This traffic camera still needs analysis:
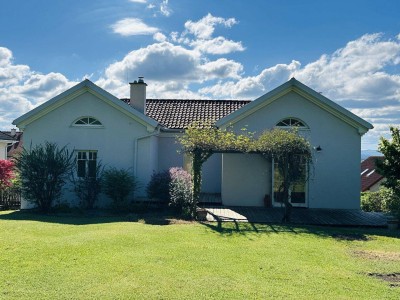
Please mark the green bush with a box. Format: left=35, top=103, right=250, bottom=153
left=169, top=167, right=193, bottom=218
left=146, top=170, right=171, bottom=202
left=361, top=188, right=400, bottom=218
left=103, top=168, right=138, bottom=208
left=14, top=142, right=74, bottom=212
left=71, top=162, right=103, bottom=209
left=361, top=191, right=384, bottom=212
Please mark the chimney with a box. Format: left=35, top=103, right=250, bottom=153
left=10, top=128, right=16, bottom=136
left=129, top=76, right=147, bottom=114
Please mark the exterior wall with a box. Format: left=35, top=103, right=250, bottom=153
left=20, top=91, right=155, bottom=206
left=0, top=142, right=8, bottom=160
left=156, top=134, right=222, bottom=194
left=202, top=153, right=222, bottom=193
left=227, top=91, right=362, bottom=209
left=222, top=153, right=271, bottom=206
left=368, top=179, right=385, bottom=192
left=157, top=135, right=183, bottom=171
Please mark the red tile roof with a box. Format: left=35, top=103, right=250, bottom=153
left=122, top=98, right=251, bottom=129
left=361, top=156, right=384, bottom=191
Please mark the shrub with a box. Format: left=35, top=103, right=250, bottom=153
left=361, top=188, right=400, bottom=218
left=103, top=168, right=138, bottom=208
left=146, top=170, right=171, bottom=202
left=383, top=189, right=400, bottom=219
left=71, top=162, right=103, bottom=209
left=361, top=191, right=384, bottom=212
left=169, top=167, right=193, bottom=218
left=14, top=142, right=74, bottom=212
left=0, top=160, right=15, bottom=190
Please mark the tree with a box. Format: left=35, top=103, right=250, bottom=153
left=14, top=142, right=74, bottom=212
left=255, top=129, right=312, bottom=222
left=376, top=126, right=400, bottom=218
left=376, top=126, right=400, bottom=196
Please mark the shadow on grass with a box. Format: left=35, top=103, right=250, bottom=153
left=0, top=209, right=182, bottom=226
left=200, top=220, right=400, bottom=240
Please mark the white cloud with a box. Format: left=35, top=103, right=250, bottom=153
left=153, top=32, right=167, bottom=42
left=129, top=0, right=147, bottom=3
left=184, top=13, right=238, bottom=39
left=111, top=18, right=158, bottom=36
left=190, top=36, right=245, bottom=54
left=160, top=0, right=172, bottom=17
left=0, top=47, right=76, bottom=129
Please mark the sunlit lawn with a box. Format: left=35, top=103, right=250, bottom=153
left=0, top=210, right=399, bottom=299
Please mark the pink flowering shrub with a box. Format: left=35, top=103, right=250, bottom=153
left=0, top=160, right=15, bottom=190
left=169, top=167, right=193, bottom=218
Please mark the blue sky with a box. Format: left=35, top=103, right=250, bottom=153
left=0, top=0, right=399, bottom=150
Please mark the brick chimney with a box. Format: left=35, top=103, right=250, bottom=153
left=129, top=77, right=147, bottom=114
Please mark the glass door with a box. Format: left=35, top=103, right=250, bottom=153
left=272, top=158, right=307, bottom=207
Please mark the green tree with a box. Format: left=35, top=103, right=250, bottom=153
left=376, top=126, right=400, bottom=217
left=14, top=142, right=74, bottom=212
left=255, top=129, right=312, bottom=222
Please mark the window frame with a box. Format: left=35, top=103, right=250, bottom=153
left=76, top=150, right=98, bottom=178
left=275, top=117, right=309, bottom=130
left=72, top=116, right=103, bottom=128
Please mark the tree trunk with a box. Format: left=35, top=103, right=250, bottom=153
left=192, top=151, right=202, bottom=219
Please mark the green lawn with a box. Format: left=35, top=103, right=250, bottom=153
left=0, top=210, right=399, bottom=299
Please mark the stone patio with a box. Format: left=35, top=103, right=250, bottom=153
left=203, top=206, right=388, bottom=227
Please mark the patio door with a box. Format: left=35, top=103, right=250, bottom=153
left=272, top=158, right=308, bottom=207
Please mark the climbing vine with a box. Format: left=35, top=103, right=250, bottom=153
left=178, top=121, right=312, bottom=221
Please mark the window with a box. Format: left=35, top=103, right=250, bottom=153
left=73, top=117, right=102, bottom=126
left=77, top=151, right=97, bottom=177
left=276, top=118, right=308, bottom=128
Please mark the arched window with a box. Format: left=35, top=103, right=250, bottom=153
left=276, top=118, right=308, bottom=129
left=73, top=117, right=102, bottom=126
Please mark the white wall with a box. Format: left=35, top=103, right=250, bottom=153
left=227, top=91, right=362, bottom=209
left=0, top=142, right=8, bottom=160
left=21, top=91, right=155, bottom=206
left=222, top=153, right=270, bottom=206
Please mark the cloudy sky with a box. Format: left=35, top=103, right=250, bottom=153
left=1, top=0, right=399, bottom=150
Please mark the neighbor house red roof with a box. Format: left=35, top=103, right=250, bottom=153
left=361, top=156, right=384, bottom=192
left=122, top=98, right=251, bottom=129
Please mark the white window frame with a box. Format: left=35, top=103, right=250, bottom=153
left=76, top=150, right=98, bottom=178
left=72, top=116, right=103, bottom=128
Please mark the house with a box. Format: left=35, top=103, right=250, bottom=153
left=13, top=77, right=373, bottom=209
left=361, top=156, right=385, bottom=192
left=0, top=130, right=17, bottom=160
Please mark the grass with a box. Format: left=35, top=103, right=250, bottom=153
left=0, top=210, right=399, bottom=299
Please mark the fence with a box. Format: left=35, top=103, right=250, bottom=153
left=0, top=188, right=21, bottom=209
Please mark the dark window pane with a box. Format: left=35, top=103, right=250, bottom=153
left=88, top=160, right=96, bottom=177
left=77, top=160, right=86, bottom=178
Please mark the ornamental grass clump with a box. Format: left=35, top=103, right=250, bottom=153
left=169, top=167, right=193, bottom=218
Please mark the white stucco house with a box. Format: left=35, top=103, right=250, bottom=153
left=0, top=131, right=17, bottom=160
left=13, top=77, right=373, bottom=209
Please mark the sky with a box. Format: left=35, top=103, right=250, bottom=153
left=0, top=0, right=399, bottom=150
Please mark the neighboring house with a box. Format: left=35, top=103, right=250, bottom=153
left=361, top=156, right=385, bottom=192
left=13, top=77, right=373, bottom=209
left=0, top=131, right=17, bottom=160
